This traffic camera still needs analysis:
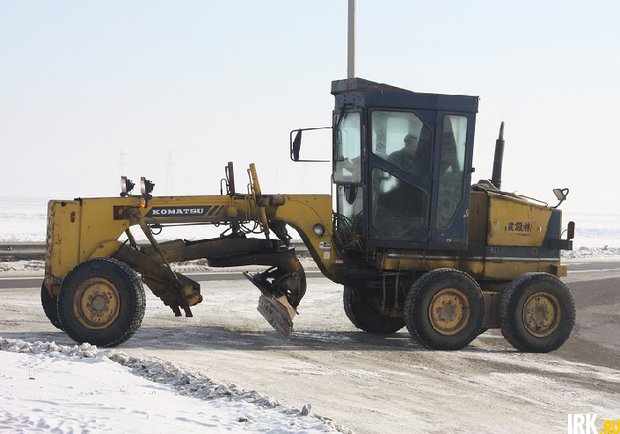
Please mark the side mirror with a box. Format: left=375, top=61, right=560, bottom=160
left=288, top=127, right=331, bottom=162
left=290, top=130, right=302, bottom=161
left=552, top=187, right=569, bottom=208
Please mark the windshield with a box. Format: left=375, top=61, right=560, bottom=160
left=333, top=111, right=361, bottom=183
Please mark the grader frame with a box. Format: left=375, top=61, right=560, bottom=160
left=42, top=78, right=576, bottom=352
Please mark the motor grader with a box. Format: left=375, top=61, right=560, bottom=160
left=42, top=77, right=576, bottom=352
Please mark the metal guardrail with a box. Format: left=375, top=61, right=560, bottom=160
left=0, top=243, right=46, bottom=259
left=0, top=240, right=309, bottom=260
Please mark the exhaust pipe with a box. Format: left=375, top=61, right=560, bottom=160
left=491, top=122, right=505, bottom=190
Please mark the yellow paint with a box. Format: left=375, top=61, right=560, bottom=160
left=45, top=190, right=338, bottom=283
left=78, top=198, right=132, bottom=262
left=378, top=255, right=485, bottom=278
left=271, top=194, right=341, bottom=279
left=91, top=240, right=125, bottom=259
left=45, top=200, right=82, bottom=291
left=73, top=277, right=121, bottom=330
left=428, top=287, right=470, bottom=335
left=487, top=193, right=551, bottom=246
left=44, top=168, right=565, bottom=291
left=522, top=291, right=560, bottom=337
left=483, top=260, right=560, bottom=280
left=550, top=264, right=567, bottom=277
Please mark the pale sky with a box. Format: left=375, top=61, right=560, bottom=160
left=1, top=0, right=618, bottom=218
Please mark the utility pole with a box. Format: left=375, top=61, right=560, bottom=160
left=347, top=0, right=355, bottom=78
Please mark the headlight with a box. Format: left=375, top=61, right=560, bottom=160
left=120, top=176, right=135, bottom=197
left=140, top=177, right=155, bottom=196
left=313, top=223, right=325, bottom=236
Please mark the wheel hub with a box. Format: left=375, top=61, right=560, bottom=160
left=428, top=287, right=470, bottom=336
left=522, top=291, right=560, bottom=338
left=72, top=277, right=120, bottom=330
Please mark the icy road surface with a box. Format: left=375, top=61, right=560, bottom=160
left=1, top=268, right=619, bottom=433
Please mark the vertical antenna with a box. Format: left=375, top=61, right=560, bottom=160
left=347, top=0, right=355, bottom=78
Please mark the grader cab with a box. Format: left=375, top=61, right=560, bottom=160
left=42, top=77, right=576, bottom=352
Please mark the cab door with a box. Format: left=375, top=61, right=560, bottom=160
left=367, top=109, right=435, bottom=249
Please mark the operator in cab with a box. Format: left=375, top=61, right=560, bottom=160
left=388, top=127, right=432, bottom=180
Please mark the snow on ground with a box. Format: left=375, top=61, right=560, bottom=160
left=0, top=338, right=347, bottom=434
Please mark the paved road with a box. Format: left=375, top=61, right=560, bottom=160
left=1, top=261, right=618, bottom=371
left=1, top=261, right=618, bottom=433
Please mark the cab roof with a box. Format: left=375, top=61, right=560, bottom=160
left=331, top=77, right=479, bottom=113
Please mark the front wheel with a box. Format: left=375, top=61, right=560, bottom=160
left=57, top=258, right=146, bottom=347
left=343, top=286, right=405, bottom=334
left=404, top=268, right=485, bottom=350
left=499, top=273, right=575, bottom=352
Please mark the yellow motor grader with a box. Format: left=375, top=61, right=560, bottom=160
left=42, top=78, right=576, bottom=351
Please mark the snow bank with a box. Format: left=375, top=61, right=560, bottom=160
left=0, top=338, right=350, bottom=434
left=562, top=245, right=620, bottom=259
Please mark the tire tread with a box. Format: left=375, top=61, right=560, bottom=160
left=499, top=272, right=575, bottom=352
left=58, top=257, right=145, bottom=347
left=404, top=268, right=484, bottom=350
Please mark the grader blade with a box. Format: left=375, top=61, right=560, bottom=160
left=244, top=270, right=297, bottom=337
left=257, top=294, right=296, bottom=337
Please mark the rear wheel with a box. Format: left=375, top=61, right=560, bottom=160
left=41, top=283, right=63, bottom=330
left=499, top=273, right=575, bottom=352
left=343, top=285, right=405, bottom=334
left=404, top=268, right=485, bottom=350
left=57, top=258, right=146, bottom=347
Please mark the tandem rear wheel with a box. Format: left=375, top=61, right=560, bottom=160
left=57, top=257, right=146, bottom=347
left=404, top=269, right=485, bottom=350
left=499, top=272, right=575, bottom=353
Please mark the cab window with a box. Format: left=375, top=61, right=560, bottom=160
left=437, top=115, right=467, bottom=228
left=333, top=112, right=361, bottom=183
left=371, top=111, right=433, bottom=181
left=369, top=111, right=432, bottom=240
left=371, top=168, right=428, bottom=239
